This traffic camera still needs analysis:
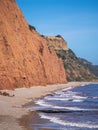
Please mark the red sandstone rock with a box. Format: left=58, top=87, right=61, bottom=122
left=0, top=0, right=67, bottom=89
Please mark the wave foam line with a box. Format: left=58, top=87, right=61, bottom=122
left=45, top=96, right=86, bottom=102
left=35, top=100, right=65, bottom=109
left=40, top=113, right=98, bottom=129
left=36, top=100, right=98, bottom=112
left=45, top=97, right=69, bottom=101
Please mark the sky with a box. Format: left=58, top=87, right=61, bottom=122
left=16, top=0, right=98, bottom=65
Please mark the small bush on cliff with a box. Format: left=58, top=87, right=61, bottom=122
left=75, top=76, right=82, bottom=81
left=55, top=35, right=62, bottom=38
left=29, top=25, right=36, bottom=31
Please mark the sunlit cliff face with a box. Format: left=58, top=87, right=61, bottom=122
left=0, top=0, right=67, bottom=89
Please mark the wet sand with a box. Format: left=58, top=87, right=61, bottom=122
left=0, top=82, right=95, bottom=130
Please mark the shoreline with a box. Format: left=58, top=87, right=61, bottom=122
left=0, top=82, right=97, bottom=130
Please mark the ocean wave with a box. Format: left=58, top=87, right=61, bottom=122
left=72, top=99, right=83, bottom=102
left=80, top=84, right=87, bottom=86
left=35, top=100, right=98, bottom=112
left=72, top=95, right=87, bottom=99
left=45, top=96, right=84, bottom=102
left=40, top=113, right=98, bottom=129
left=93, top=96, right=98, bottom=99
left=35, top=100, right=52, bottom=107
left=44, top=96, right=70, bottom=101
left=35, top=100, right=65, bottom=109
left=45, top=90, right=87, bottom=103
left=64, top=106, right=98, bottom=112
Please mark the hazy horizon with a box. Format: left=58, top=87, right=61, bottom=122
left=16, top=0, right=98, bottom=65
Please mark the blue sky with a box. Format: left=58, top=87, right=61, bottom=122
left=16, top=0, right=98, bottom=65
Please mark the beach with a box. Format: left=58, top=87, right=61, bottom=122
left=0, top=82, right=96, bottom=130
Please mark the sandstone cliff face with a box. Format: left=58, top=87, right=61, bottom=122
left=0, top=0, right=67, bottom=89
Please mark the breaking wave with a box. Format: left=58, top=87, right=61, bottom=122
left=40, top=113, right=98, bottom=129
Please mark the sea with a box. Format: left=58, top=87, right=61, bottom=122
left=26, top=83, right=98, bottom=130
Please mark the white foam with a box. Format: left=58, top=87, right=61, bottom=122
left=64, top=90, right=87, bottom=101
left=40, top=113, right=98, bottom=129
left=71, top=95, right=87, bottom=103
left=55, top=87, right=74, bottom=96
left=80, top=84, right=86, bottom=86
left=65, top=106, right=98, bottom=112
left=45, top=96, right=84, bottom=102
left=72, top=99, right=83, bottom=102
left=72, top=95, right=87, bottom=99
left=36, top=100, right=66, bottom=109
left=45, top=97, right=69, bottom=101
left=62, top=86, right=76, bottom=91
left=36, top=99, right=98, bottom=112
left=64, top=106, right=86, bottom=111
left=35, top=100, right=52, bottom=107
left=35, top=100, right=98, bottom=112
left=93, top=96, right=98, bottom=99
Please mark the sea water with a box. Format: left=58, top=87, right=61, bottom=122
left=27, top=83, right=98, bottom=130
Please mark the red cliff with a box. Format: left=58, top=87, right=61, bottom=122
left=0, top=0, right=67, bottom=89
